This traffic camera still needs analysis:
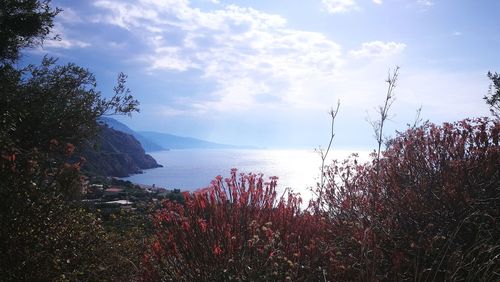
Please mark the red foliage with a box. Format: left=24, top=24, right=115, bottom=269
left=143, top=169, right=333, bottom=281
left=315, top=117, right=500, bottom=280
left=144, top=118, right=499, bottom=281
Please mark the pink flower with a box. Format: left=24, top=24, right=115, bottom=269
left=198, top=219, right=207, bottom=233
left=152, top=240, right=161, bottom=255
left=213, top=245, right=223, bottom=256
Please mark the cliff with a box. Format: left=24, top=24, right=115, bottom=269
left=99, top=117, right=164, bottom=152
left=81, top=125, right=162, bottom=177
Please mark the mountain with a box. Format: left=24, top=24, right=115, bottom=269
left=81, top=125, right=162, bottom=177
left=138, top=131, right=239, bottom=149
left=100, top=117, right=253, bottom=150
left=99, top=117, right=164, bottom=152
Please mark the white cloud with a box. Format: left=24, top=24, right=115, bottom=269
left=93, top=0, right=344, bottom=113
left=349, top=41, right=406, bottom=59
left=321, top=0, right=358, bottom=14
left=150, top=46, right=197, bottom=71
left=373, top=0, right=383, bottom=4
left=44, top=38, right=91, bottom=49
left=417, top=0, right=434, bottom=7
left=58, top=7, right=83, bottom=23
left=43, top=23, right=91, bottom=49
left=94, top=1, right=484, bottom=133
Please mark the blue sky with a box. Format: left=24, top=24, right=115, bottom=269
left=24, top=0, right=500, bottom=149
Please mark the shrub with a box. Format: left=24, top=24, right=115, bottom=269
left=316, top=117, right=500, bottom=280
left=0, top=141, right=146, bottom=281
left=145, top=118, right=499, bottom=281
left=143, top=169, right=334, bottom=281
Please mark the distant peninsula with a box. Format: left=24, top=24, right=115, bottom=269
left=100, top=117, right=256, bottom=151
left=80, top=124, right=162, bottom=177
left=82, top=118, right=258, bottom=178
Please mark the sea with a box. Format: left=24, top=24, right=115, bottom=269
left=122, top=149, right=371, bottom=202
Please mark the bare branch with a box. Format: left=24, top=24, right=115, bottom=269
left=316, top=100, right=340, bottom=210
left=374, top=66, right=399, bottom=171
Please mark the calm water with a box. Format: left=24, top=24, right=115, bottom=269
left=122, top=149, right=370, bottom=199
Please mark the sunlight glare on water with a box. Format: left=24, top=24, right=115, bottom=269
left=123, top=149, right=371, bottom=203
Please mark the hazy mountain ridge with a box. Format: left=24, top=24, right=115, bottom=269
left=138, top=131, right=241, bottom=150
left=99, top=117, right=164, bottom=152
left=100, top=117, right=252, bottom=150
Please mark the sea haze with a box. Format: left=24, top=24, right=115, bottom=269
left=122, top=149, right=371, bottom=200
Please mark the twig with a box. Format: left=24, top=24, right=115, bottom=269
left=317, top=100, right=340, bottom=210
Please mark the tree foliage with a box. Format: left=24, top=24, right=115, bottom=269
left=0, top=57, right=139, bottom=151
left=0, top=143, right=147, bottom=280
left=0, top=0, right=59, bottom=64
left=486, top=71, right=500, bottom=118
left=0, top=1, right=143, bottom=280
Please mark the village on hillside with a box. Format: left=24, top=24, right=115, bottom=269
left=80, top=177, right=184, bottom=218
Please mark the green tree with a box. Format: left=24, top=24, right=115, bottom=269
left=0, top=144, right=147, bottom=280
left=0, top=57, right=139, bottom=150
left=0, top=0, right=59, bottom=64
left=0, top=1, right=145, bottom=280
left=486, top=71, right=500, bottom=118
left=1, top=0, right=139, bottom=151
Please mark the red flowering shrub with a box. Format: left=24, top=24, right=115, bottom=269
left=145, top=118, right=499, bottom=281
left=143, top=169, right=334, bottom=281
left=316, top=117, right=500, bottom=280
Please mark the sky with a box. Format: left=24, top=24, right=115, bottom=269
left=23, top=0, right=500, bottom=149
